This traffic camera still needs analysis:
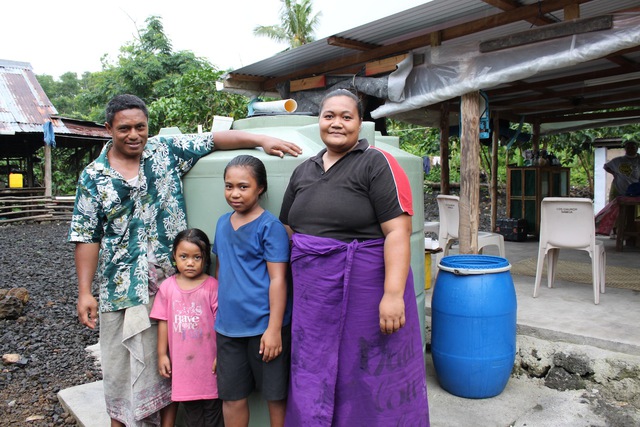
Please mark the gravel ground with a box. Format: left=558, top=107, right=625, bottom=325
left=0, top=222, right=101, bottom=426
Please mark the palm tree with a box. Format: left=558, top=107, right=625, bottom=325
left=254, top=0, right=322, bottom=49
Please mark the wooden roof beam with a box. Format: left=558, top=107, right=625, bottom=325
left=487, top=55, right=640, bottom=97
left=490, top=77, right=640, bottom=106
left=505, top=97, right=640, bottom=116
left=536, top=108, right=640, bottom=123
left=327, top=36, right=380, bottom=51
left=481, top=0, right=558, bottom=25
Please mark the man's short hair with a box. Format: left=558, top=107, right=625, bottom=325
left=105, top=94, right=149, bottom=125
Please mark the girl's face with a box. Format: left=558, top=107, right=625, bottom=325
left=319, top=95, right=362, bottom=155
left=173, top=240, right=205, bottom=279
left=224, top=166, right=264, bottom=215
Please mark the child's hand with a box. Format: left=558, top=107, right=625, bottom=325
left=379, top=293, right=405, bottom=335
left=259, top=327, right=283, bottom=363
left=158, top=355, right=172, bottom=378
left=212, top=357, right=217, bottom=374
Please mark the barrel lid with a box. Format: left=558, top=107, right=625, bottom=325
left=438, top=254, right=511, bottom=275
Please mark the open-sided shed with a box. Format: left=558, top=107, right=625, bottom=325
left=0, top=59, right=109, bottom=196
left=220, top=0, right=640, bottom=252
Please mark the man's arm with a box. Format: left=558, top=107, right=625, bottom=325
left=75, top=242, right=100, bottom=329
left=212, top=130, right=302, bottom=158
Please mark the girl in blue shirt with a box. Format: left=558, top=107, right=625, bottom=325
left=212, top=155, right=291, bottom=427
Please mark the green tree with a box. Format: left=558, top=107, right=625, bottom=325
left=254, top=0, right=321, bottom=48
left=33, top=15, right=256, bottom=194
left=147, top=66, right=250, bottom=135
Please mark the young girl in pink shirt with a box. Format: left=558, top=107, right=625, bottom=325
left=150, top=228, right=223, bottom=427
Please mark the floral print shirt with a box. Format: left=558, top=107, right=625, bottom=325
left=68, top=133, right=214, bottom=312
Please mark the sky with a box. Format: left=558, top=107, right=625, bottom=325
left=2, top=0, right=428, bottom=79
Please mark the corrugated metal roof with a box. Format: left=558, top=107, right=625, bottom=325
left=0, top=59, right=62, bottom=135
left=228, top=0, right=640, bottom=81
left=0, top=59, right=109, bottom=153
left=224, top=0, right=640, bottom=133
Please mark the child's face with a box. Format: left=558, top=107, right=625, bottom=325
left=224, top=166, right=264, bottom=215
left=174, top=240, right=205, bottom=279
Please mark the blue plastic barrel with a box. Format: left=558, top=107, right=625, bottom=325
left=431, top=254, right=517, bottom=398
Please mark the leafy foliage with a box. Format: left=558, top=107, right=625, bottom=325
left=35, top=15, right=255, bottom=194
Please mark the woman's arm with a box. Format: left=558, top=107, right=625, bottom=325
left=378, top=213, right=412, bottom=335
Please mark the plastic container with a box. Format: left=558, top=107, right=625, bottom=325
left=9, top=173, right=23, bottom=188
left=431, top=254, right=517, bottom=398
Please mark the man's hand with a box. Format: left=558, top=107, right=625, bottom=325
left=77, top=292, right=98, bottom=329
left=260, top=136, right=303, bottom=158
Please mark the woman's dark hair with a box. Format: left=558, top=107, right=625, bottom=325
left=224, top=155, right=268, bottom=197
left=105, top=94, right=149, bottom=125
left=319, top=88, right=364, bottom=119
left=172, top=228, right=212, bottom=272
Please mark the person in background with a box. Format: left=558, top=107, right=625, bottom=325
left=68, top=94, right=301, bottom=427
left=604, top=140, right=640, bottom=201
left=279, top=89, right=430, bottom=426
left=150, top=228, right=223, bottom=426
left=213, top=155, right=291, bottom=427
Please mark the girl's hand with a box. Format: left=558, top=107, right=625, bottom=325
left=158, top=355, right=172, bottom=378
left=379, top=293, right=405, bottom=335
left=259, top=327, right=283, bottom=363
left=212, top=357, right=217, bottom=374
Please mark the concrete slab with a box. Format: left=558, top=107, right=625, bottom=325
left=57, top=381, right=110, bottom=427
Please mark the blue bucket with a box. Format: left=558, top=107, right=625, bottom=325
left=431, top=254, right=517, bottom=398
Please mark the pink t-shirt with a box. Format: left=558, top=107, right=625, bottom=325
left=150, top=274, right=219, bottom=401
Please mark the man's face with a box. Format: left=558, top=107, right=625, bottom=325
left=624, top=142, right=638, bottom=157
left=105, top=108, right=149, bottom=159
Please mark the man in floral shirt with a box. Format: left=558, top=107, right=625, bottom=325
left=68, top=94, right=301, bottom=426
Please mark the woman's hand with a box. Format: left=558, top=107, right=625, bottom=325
left=379, top=292, right=406, bottom=334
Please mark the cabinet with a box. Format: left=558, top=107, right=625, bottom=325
left=507, top=166, right=570, bottom=236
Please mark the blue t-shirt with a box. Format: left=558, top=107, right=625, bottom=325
left=212, top=209, right=291, bottom=337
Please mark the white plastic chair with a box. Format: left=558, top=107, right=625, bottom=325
left=435, top=195, right=505, bottom=264
left=533, top=197, right=606, bottom=304
left=424, top=220, right=440, bottom=238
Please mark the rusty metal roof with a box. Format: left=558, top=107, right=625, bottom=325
left=0, top=59, right=60, bottom=135
left=0, top=59, right=110, bottom=138
left=0, top=59, right=108, bottom=156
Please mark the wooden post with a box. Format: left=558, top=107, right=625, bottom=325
left=491, top=114, right=500, bottom=232
left=44, top=144, right=52, bottom=198
left=439, top=102, right=450, bottom=195
left=460, top=92, right=481, bottom=254
left=532, top=121, right=540, bottom=152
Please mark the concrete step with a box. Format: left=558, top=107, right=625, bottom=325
left=57, top=381, right=110, bottom=427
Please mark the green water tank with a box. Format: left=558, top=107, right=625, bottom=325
left=181, top=115, right=426, bottom=424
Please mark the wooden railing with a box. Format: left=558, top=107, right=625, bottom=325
left=0, top=188, right=74, bottom=224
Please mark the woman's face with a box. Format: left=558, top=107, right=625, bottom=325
left=319, top=95, right=362, bottom=155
